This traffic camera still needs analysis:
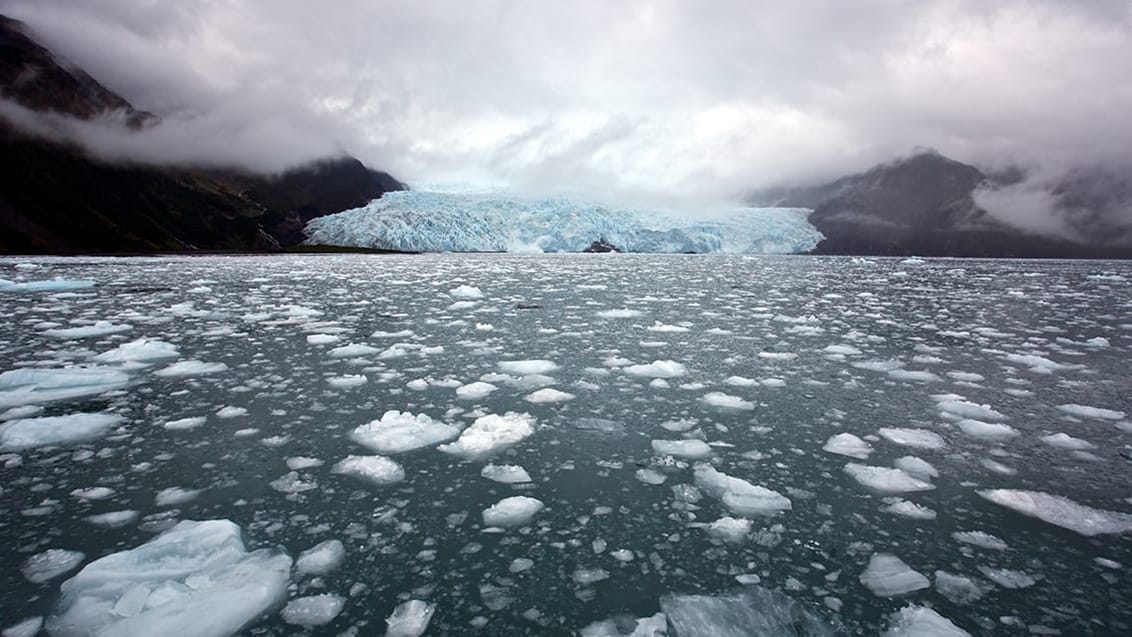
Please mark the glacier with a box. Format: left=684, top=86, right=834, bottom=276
left=303, top=189, right=822, bottom=254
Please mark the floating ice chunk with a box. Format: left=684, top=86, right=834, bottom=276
left=285, top=457, right=324, bottom=470
left=724, top=376, right=757, bottom=387
left=883, top=606, right=971, bottom=636
left=1057, top=404, right=1126, bottom=420
left=332, top=455, right=405, bottom=486
left=296, top=540, right=345, bottom=576
left=385, top=599, right=436, bottom=637
left=635, top=468, right=667, bottom=485
left=327, top=374, right=367, bottom=388
left=21, top=549, right=85, bottom=584
left=933, top=571, right=984, bottom=605
left=447, top=300, right=478, bottom=310
left=215, top=406, right=247, bottom=419
left=480, top=463, right=531, bottom=484
left=580, top=612, right=666, bottom=637
left=509, top=558, right=535, bottom=573
left=977, top=489, right=1132, bottom=536
left=1003, top=353, right=1084, bottom=373
left=84, top=510, right=139, bottom=528
left=0, top=367, right=130, bottom=407
left=661, top=587, right=831, bottom=636
left=706, top=516, right=752, bottom=543
left=482, top=495, right=544, bottom=528
left=281, top=594, right=345, bottom=627
left=71, top=487, right=115, bottom=500
left=894, top=456, right=938, bottom=480
left=525, top=388, right=575, bottom=403
left=47, top=520, right=291, bottom=637
left=0, top=278, right=94, bottom=292
left=1040, top=432, right=1095, bottom=450
left=2, top=616, right=44, bottom=637
left=155, top=487, right=201, bottom=507
left=693, top=464, right=791, bottom=516
left=952, top=531, right=1007, bottom=550
left=456, top=381, right=497, bottom=400
left=498, top=359, right=559, bottom=375
left=351, top=411, right=460, bottom=454
left=853, top=360, right=904, bottom=372
left=823, top=344, right=861, bottom=355
left=651, top=439, right=712, bottom=459
left=572, top=568, right=610, bottom=585
left=977, top=567, right=1035, bottom=589
left=306, top=334, right=340, bottom=345
left=883, top=499, right=937, bottom=520
left=878, top=428, right=945, bottom=450
left=328, top=343, right=381, bottom=358
left=844, top=464, right=934, bottom=493
left=822, top=433, right=873, bottom=459
left=648, top=322, right=689, bottom=332
left=888, top=369, right=940, bottom=382
left=701, top=392, right=754, bottom=411
left=450, top=284, right=484, bottom=299
left=0, top=413, right=123, bottom=451
left=624, top=360, right=687, bottom=378
left=164, top=416, right=206, bottom=431
left=980, top=458, right=1016, bottom=475
left=372, top=329, right=414, bottom=338
left=947, top=371, right=984, bottom=383
left=44, top=321, right=133, bottom=339
left=597, top=309, right=643, bottom=318
left=955, top=419, right=1018, bottom=439
left=94, top=338, right=180, bottom=363
left=860, top=553, right=931, bottom=597
left=438, top=412, right=535, bottom=460
left=937, top=400, right=1006, bottom=421
left=154, top=361, right=228, bottom=377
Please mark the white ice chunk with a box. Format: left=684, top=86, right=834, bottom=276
left=623, top=360, right=687, bottom=378
left=456, top=382, right=497, bottom=400
left=482, top=495, right=544, bottom=528
left=332, top=455, right=405, bottom=486
left=1057, top=404, right=1126, bottom=420
left=44, top=322, right=133, bottom=339
left=1040, top=432, right=1095, bottom=450
left=437, top=412, right=535, bottom=460
left=480, top=463, right=532, bottom=484
left=883, top=606, right=971, bottom=636
left=878, top=428, right=945, bottom=450
left=84, top=510, right=138, bottom=528
left=0, top=278, right=95, bottom=293
left=351, top=410, right=460, bottom=454
left=385, top=599, right=436, bottom=637
left=977, top=489, right=1132, bottom=536
left=71, top=487, right=115, bottom=501
left=660, top=587, right=830, bottom=636
left=977, top=567, right=1036, bottom=589
left=701, top=392, right=754, bottom=411
left=2, top=616, right=44, bottom=637
left=706, top=516, right=752, bottom=543
left=844, top=464, right=935, bottom=493
left=449, top=285, right=484, bottom=299
left=933, top=571, right=984, bottom=605
left=94, top=338, right=179, bottom=363
left=21, top=549, right=85, bottom=584
left=327, top=374, right=367, bottom=388
left=937, top=400, right=1006, bottom=421
left=328, top=343, right=381, bottom=358
left=860, top=553, right=931, bottom=597
left=893, top=456, right=938, bottom=480
left=296, top=540, right=345, bottom=577
left=154, top=361, right=228, bottom=377
left=952, top=531, right=1007, bottom=550
left=215, top=406, right=247, bottom=419
left=46, top=520, right=291, bottom=637
left=956, top=419, right=1018, bottom=439
left=0, top=368, right=130, bottom=408
left=883, top=499, right=937, bottom=520
left=498, top=360, right=559, bottom=375
left=280, top=594, right=345, bottom=627
left=693, top=464, right=791, bottom=516
left=651, top=439, right=712, bottom=459
left=822, top=433, right=873, bottom=459
left=0, top=413, right=123, bottom=451
left=525, top=388, right=575, bottom=403
left=597, top=309, right=643, bottom=318
left=163, top=416, right=206, bottom=431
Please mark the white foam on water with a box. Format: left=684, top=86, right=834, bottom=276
left=482, top=495, right=544, bottom=528
left=977, top=489, right=1132, bottom=536
left=332, top=455, right=405, bottom=486
left=351, top=411, right=460, bottom=454
left=844, top=464, right=935, bottom=493
left=46, top=520, right=291, bottom=637
left=0, top=413, right=123, bottom=451
left=651, top=439, right=712, bottom=459
left=860, top=553, right=931, bottom=597
left=438, top=412, right=535, bottom=460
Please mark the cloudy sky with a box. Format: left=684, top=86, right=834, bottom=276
left=3, top=0, right=1131, bottom=205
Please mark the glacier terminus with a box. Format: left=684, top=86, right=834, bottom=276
left=303, top=188, right=823, bottom=254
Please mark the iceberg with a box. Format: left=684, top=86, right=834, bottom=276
left=46, top=520, right=291, bottom=637
left=303, top=189, right=823, bottom=254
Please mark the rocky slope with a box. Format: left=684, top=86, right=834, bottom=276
left=0, top=15, right=402, bottom=254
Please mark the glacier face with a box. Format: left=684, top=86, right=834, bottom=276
left=303, top=189, right=823, bottom=254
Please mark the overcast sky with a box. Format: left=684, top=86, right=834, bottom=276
left=3, top=0, right=1131, bottom=206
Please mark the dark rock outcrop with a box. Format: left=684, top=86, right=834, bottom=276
left=0, top=15, right=403, bottom=254
left=583, top=238, right=620, bottom=253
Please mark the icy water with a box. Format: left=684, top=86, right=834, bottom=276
left=1, top=254, right=1131, bottom=636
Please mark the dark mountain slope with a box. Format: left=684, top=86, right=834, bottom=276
left=0, top=15, right=402, bottom=254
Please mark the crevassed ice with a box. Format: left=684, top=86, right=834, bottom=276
left=46, top=520, right=291, bottom=637
left=303, top=189, right=823, bottom=254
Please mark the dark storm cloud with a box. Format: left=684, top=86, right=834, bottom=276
left=2, top=0, right=1131, bottom=222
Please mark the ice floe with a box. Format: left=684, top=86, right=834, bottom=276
left=822, top=433, right=873, bottom=459
left=860, top=553, right=930, bottom=597
left=878, top=428, right=945, bottom=450
left=154, top=360, right=228, bottom=377
left=694, top=464, right=791, bottom=516
left=280, top=594, right=345, bottom=627
left=437, top=412, right=535, bottom=460
left=623, top=360, right=687, bottom=378
left=351, top=411, right=460, bottom=454
left=385, top=599, right=436, bottom=637
left=701, top=392, right=754, bottom=411
left=481, top=463, right=532, bottom=484
left=94, top=338, right=179, bottom=363
left=977, top=489, right=1132, bottom=536
left=883, top=606, right=970, bottom=636
left=1057, top=404, right=1126, bottom=421
left=651, top=439, right=713, bottom=459
left=844, top=464, right=935, bottom=493
left=0, top=368, right=130, bottom=407
left=0, top=413, right=123, bottom=451
left=332, top=455, right=405, bottom=486
left=483, top=495, right=544, bottom=528
left=21, top=549, right=85, bottom=584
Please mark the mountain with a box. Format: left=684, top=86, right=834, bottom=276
left=751, top=151, right=1132, bottom=258
left=0, top=15, right=403, bottom=254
